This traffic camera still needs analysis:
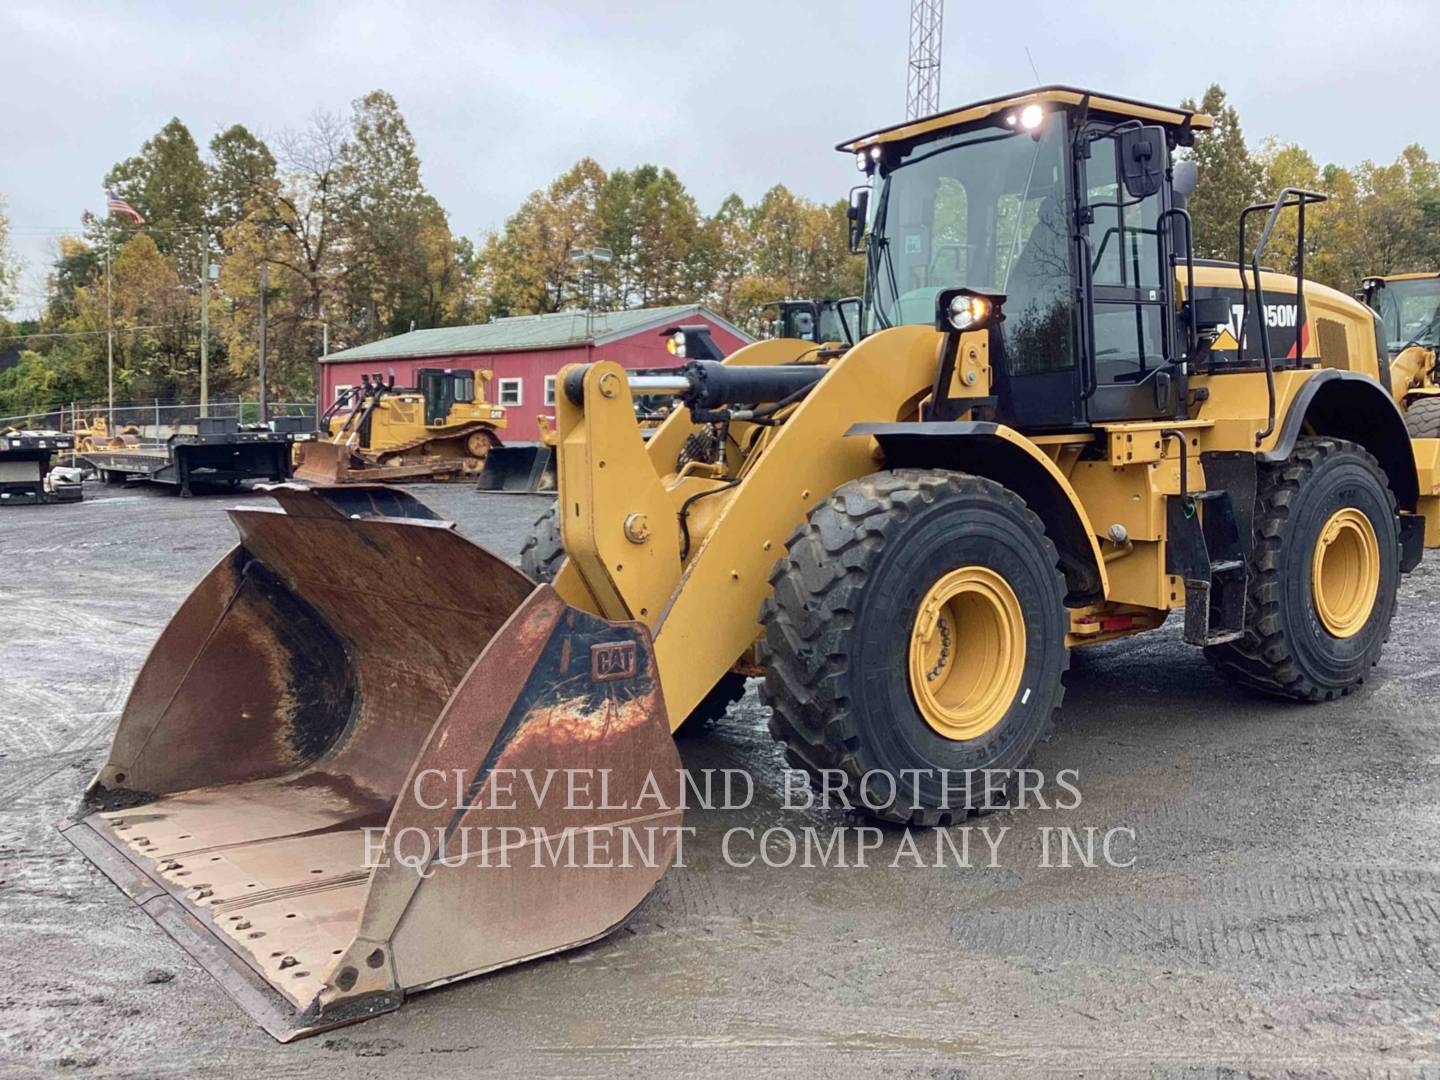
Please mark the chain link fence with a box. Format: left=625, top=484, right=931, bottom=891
left=0, top=399, right=317, bottom=439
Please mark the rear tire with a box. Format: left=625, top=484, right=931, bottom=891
left=1205, top=437, right=1399, bottom=701
left=1406, top=397, right=1440, bottom=439
left=760, top=469, right=1069, bottom=825
left=520, top=502, right=566, bottom=583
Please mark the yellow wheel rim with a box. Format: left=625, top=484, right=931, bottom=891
left=908, top=566, right=1026, bottom=741
left=1311, top=507, right=1380, bottom=638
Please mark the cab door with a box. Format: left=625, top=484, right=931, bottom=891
left=418, top=369, right=451, bottom=426
left=1079, top=126, right=1184, bottom=423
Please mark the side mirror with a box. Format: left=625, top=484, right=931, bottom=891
left=847, top=186, right=870, bottom=254
left=1172, top=160, right=1198, bottom=200
left=1182, top=295, right=1233, bottom=356
left=1185, top=296, right=1232, bottom=332
left=1119, top=126, right=1167, bottom=200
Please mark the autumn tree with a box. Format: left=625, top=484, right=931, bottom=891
left=1180, top=85, right=1264, bottom=261
left=482, top=158, right=607, bottom=315
left=207, top=125, right=277, bottom=239
left=216, top=111, right=349, bottom=398
left=335, top=91, right=474, bottom=336
left=0, top=195, right=16, bottom=313
left=596, top=166, right=706, bottom=307
left=701, top=185, right=863, bottom=334
left=103, top=118, right=210, bottom=276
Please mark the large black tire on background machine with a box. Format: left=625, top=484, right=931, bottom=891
left=520, top=502, right=748, bottom=732
left=1205, top=436, right=1400, bottom=702
left=519, top=500, right=568, bottom=584
left=760, top=469, right=1070, bottom=825
left=1406, top=397, right=1440, bottom=439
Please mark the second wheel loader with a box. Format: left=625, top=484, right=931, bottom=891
left=1362, top=271, right=1440, bottom=437
left=66, top=85, right=1440, bottom=1039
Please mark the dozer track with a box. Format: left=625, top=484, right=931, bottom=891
left=62, top=484, right=683, bottom=1040
left=371, top=420, right=497, bottom=463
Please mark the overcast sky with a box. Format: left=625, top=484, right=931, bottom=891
left=4, top=0, right=1437, bottom=318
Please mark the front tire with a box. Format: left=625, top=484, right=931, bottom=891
left=1205, top=437, right=1399, bottom=701
left=519, top=500, right=747, bottom=733
left=760, top=469, right=1069, bottom=825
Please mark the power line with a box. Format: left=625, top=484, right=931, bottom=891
left=0, top=321, right=202, bottom=343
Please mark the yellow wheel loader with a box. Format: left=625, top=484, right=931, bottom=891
left=1362, top=272, right=1440, bottom=437
left=65, top=86, right=1440, bottom=1039
left=294, top=367, right=508, bottom=484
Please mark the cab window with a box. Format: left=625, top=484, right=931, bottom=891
left=1086, top=132, right=1166, bottom=384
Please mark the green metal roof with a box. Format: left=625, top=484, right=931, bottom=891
left=322, top=304, right=750, bottom=363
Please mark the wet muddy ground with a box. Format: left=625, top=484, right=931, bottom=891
left=3, top=482, right=1440, bottom=1077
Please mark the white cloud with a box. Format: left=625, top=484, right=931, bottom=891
left=2, top=0, right=1437, bottom=318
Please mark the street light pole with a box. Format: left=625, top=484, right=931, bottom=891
left=568, top=247, right=613, bottom=340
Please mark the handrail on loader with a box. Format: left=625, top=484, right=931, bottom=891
left=1238, top=188, right=1328, bottom=445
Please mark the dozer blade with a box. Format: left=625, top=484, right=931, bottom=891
left=61, top=484, right=681, bottom=1041
left=292, top=440, right=354, bottom=485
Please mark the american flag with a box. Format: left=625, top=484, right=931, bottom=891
left=105, top=189, right=144, bottom=224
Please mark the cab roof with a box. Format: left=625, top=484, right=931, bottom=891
left=1369, top=272, right=1440, bottom=283
left=838, top=85, right=1214, bottom=153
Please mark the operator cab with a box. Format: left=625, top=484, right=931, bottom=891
left=841, top=86, right=1216, bottom=430
left=417, top=367, right=476, bottom=426
left=768, top=298, right=863, bottom=346
left=1363, top=273, right=1440, bottom=358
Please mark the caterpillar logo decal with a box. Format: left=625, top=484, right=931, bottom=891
left=591, top=640, right=638, bottom=682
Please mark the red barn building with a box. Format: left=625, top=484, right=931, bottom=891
left=320, top=304, right=752, bottom=443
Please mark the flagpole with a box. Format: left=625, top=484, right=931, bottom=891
left=106, top=238, right=114, bottom=430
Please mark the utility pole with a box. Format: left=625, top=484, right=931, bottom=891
left=199, top=244, right=210, bottom=418
left=105, top=240, right=114, bottom=428
left=258, top=263, right=269, bottom=426
left=316, top=320, right=329, bottom=429
left=906, top=0, right=944, bottom=120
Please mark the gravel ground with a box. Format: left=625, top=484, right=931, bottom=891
left=3, top=480, right=1440, bottom=1078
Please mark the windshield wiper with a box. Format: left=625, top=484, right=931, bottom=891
left=866, top=234, right=900, bottom=330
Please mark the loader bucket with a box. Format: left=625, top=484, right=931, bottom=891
left=292, top=439, right=354, bottom=486
left=61, top=484, right=681, bottom=1041
left=476, top=443, right=555, bottom=493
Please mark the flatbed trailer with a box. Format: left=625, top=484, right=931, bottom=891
left=0, top=432, right=81, bottom=506
left=81, top=421, right=294, bottom=496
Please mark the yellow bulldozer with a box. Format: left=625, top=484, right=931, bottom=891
left=293, top=367, right=508, bottom=484
left=72, top=414, right=143, bottom=454
left=65, top=86, right=1440, bottom=1039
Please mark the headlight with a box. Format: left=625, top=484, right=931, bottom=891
left=934, top=288, right=1004, bottom=333
left=666, top=330, right=686, bottom=358
left=946, top=293, right=992, bottom=331
left=1019, top=104, right=1044, bottom=131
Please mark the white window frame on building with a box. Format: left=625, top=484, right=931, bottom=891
left=498, top=378, right=523, bottom=406
left=544, top=375, right=557, bottom=407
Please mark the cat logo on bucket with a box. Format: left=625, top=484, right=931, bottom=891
left=591, top=641, right=638, bottom=682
